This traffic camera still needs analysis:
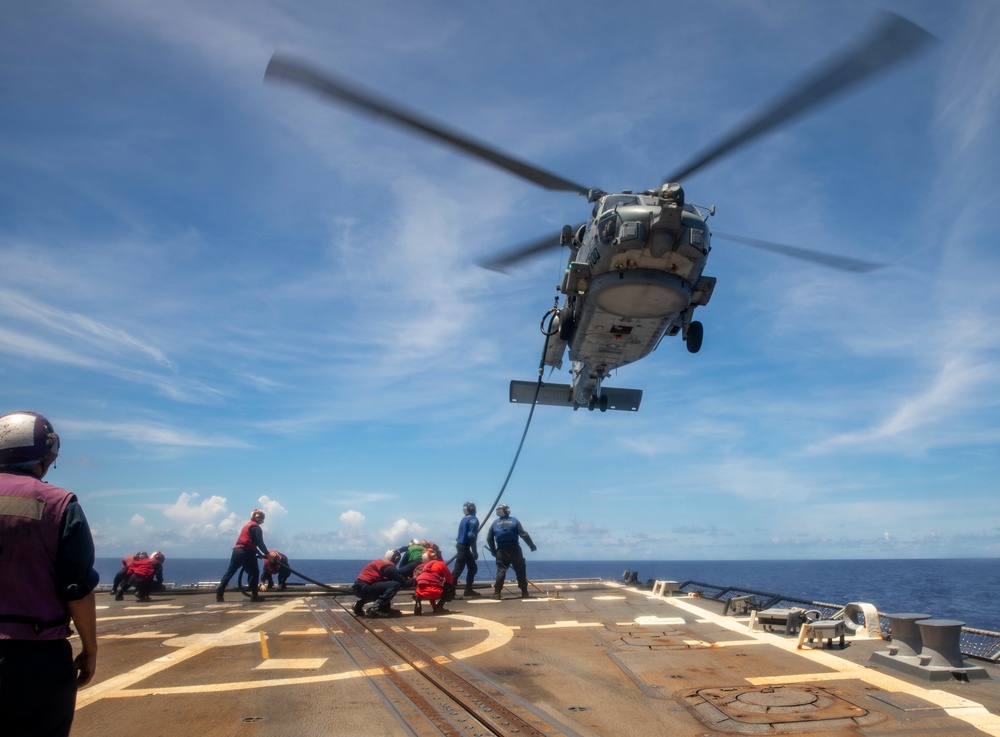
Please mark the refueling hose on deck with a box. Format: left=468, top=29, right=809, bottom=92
left=236, top=550, right=352, bottom=598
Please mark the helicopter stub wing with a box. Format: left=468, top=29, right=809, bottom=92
left=510, top=381, right=642, bottom=412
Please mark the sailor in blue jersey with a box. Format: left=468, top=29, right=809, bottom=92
left=0, top=411, right=99, bottom=737
left=451, top=502, right=480, bottom=597
left=485, top=504, right=537, bottom=599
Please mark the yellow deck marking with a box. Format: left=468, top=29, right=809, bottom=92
left=96, top=613, right=182, bottom=623
left=77, top=597, right=303, bottom=708
left=657, top=593, right=1000, bottom=737
left=278, top=627, right=326, bottom=635
left=77, top=607, right=512, bottom=703
left=594, top=595, right=626, bottom=601
left=102, top=632, right=178, bottom=640
left=536, top=620, right=604, bottom=629
left=259, top=630, right=269, bottom=659
left=254, top=658, right=327, bottom=670
left=633, top=615, right=685, bottom=626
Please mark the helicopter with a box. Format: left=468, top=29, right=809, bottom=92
left=264, top=11, right=933, bottom=413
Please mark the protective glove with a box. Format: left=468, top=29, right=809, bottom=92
left=487, top=548, right=496, bottom=558
left=529, top=544, right=537, bottom=552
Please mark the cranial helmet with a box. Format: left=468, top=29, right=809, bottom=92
left=496, top=504, right=510, bottom=518
left=152, top=551, right=165, bottom=563
left=383, top=548, right=402, bottom=564
left=136, top=551, right=149, bottom=560
left=463, top=501, right=476, bottom=515
left=0, top=411, right=60, bottom=470
left=421, top=547, right=438, bottom=563
left=251, top=509, right=265, bottom=522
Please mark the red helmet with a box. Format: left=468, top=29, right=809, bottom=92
left=251, top=509, right=265, bottom=522
left=0, top=411, right=60, bottom=469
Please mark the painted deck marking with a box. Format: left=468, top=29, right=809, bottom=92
left=254, top=658, right=327, bottom=670
left=77, top=606, right=512, bottom=703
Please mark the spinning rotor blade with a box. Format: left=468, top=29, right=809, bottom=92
left=480, top=229, right=572, bottom=273
left=265, top=54, right=592, bottom=195
left=664, top=12, right=934, bottom=184
left=712, top=231, right=886, bottom=273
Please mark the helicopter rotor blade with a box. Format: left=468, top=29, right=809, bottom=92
left=664, top=11, right=935, bottom=184
left=265, top=54, right=593, bottom=196
left=479, top=229, right=573, bottom=273
left=711, top=231, right=886, bottom=273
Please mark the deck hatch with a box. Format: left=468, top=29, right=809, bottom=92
left=678, top=684, right=886, bottom=733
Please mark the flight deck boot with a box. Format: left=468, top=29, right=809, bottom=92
left=520, top=588, right=531, bottom=599
left=463, top=588, right=481, bottom=598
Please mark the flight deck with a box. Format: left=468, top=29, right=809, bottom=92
left=74, top=580, right=1000, bottom=737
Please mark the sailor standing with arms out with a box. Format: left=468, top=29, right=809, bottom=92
left=452, top=501, right=480, bottom=598
left=486, top=504, right=536, bottom=600
left=216, top=509, right=269, bottom=602
left=0, top=411, right=99, bottom=737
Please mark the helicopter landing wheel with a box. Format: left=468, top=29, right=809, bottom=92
left=587, top=394, right=597, bottom=411
left=599, top=394, right=609, bottom=412
left=685, top=320, right=704, bottom=354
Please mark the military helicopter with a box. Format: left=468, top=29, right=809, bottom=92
left=264, top=12, right=932, bottom=412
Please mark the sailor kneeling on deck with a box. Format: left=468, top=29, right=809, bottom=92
left=352, top=549, right=412, bottom=617
left=413, top=547, right=456, bottom=614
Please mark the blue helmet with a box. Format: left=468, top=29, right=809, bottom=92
left=496, top=504, right=510, bottom=518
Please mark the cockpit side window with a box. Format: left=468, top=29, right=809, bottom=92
left=597, top=210, right=620, bottom=244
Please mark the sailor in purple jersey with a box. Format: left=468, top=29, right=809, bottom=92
left=0, top=411, right=99, bottom=737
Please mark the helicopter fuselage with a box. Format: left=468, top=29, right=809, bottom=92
left=545, top=190, right=716, bottom=409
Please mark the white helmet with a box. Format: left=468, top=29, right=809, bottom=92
left=0, top=411, right=59, bottom=469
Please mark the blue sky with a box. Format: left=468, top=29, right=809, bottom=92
left=2, top=1, right=998, bottom=561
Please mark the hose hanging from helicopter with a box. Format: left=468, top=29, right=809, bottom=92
left=448, top=302, right=559, bottom=578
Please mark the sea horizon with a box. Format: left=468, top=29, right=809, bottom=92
left=97, top=556, right=1000, bottom=632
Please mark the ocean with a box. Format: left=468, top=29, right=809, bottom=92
left=96, top=557, right=1000, bottom=633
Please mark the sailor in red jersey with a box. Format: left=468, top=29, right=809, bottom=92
left=0, top=411, right=99, bottom=737
left=261, top=550, right=290, bottom=591
left=116, top=551, right=165, bottom=601
left=351, top=549, right=410, bottom=617
left=111, top=551, right=148, bottom=596
left=216, top=509, right=269, bottom=602
left=413, top=547, right=455, bottom=614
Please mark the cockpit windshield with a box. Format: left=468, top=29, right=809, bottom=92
left=600, top=194, right=638, bottom=213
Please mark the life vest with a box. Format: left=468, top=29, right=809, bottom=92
left=492, top=517, right=520, bottom=546
left=264, top=552, right=286, bottom=574
left=357, top=559, right=393, bottom=584
left=0, top=473, right=74, bottom=640
left=234, top=521, right=260, bottom=551
left=455, top=515, right=479, bottom=545
left=126, top=557, right=158, bottom=580
left=415, top=559, right=453, bottom=598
